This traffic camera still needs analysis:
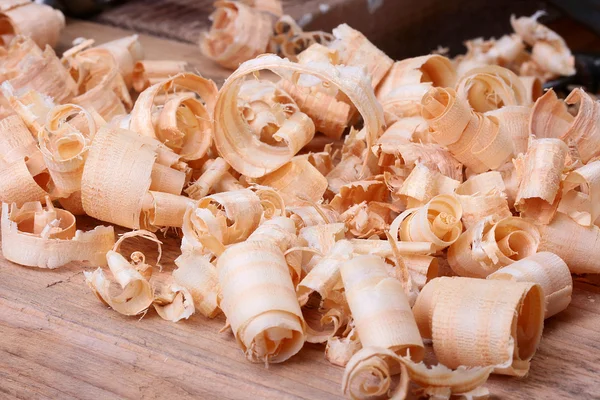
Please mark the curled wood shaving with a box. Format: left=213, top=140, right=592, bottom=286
left=287, top=203, right=339, bottom=229
left=248, top=216, right=300, bottom=283
left=377, top=55, right=456, bottom=100
left=217, top=240, right=305, bottom=364
left=149, top=163, right=186, bottom=195
left=514, top=138, right=567, bottom=224
left=398, top=163, right=460, bottom=208
left=350, top=239, right=435, bottom=257
left=38, top=104, right=96, bottom=199
left=330, top=179, right=388, bottom=214
left=340, top=201, right=396, bottom=239
left=456, top=66, right=528, bottom=112
left=299, top=222, right=346, bottom=263
left=2, top=199, right=114, bottom=268
left=538, top=212, right=600, bottom=274
left=0, top=113, right=38, bottom=164
left=186, top=157, right=231, bottom=200
left=1, top=81, right=55, bottom=135
left=510, top=11, right=575, bottom=77
left=173, top=251, right=220, bottom=318
left=558, top=160, right=600, bottom=226
left=181, top=189, right=263, bottom=256
left=200, top=0, right=274, bottom=69
left=213, top=54, right=383, bottom=177
left=97, top=35, right=144, bottom=88
left=143, top=191, right=191, bottom=229
left=342, top=346, right=492, bottom=400
left=0, top=113, right=50, bottom=205
left=390, top=194, right=463, bottom=252
left=270, top=20, right=334, bottom=61
left=488, top=252, right=572, bottom=318
left=0, top=1, right=64, bottom=49
left=375, top=117, right=429, bottom=147
left=67, top=47, right=132, bottom=120
left=84, top=230, right=161, bottom=316
left=379, top=84, right=431, bottom=121
left=81, top=126, right=158, bottom=229
left=328, top=24, right=393, bottom=88
left=455, top=171, right=511, bottom=229
left=0, top=156, right=50, bottom=205
left=531, top=88, right=600, bottom=163
left=454, top=34, right=524, bottom=78
left=325, top=326, right=362, bottom=367
left=279, top=30, right=334, bottom=61
left=422, top=87, right=514, bottom=172
left=413, top=276, right=544, bottom=377
left=296, top=240, right=353, bottom=342
left=518, top=76, right=543, bottom=103
left=376, top=141, right=463, bottom=182
left=278, top=77, right=351, bottom=140
left=153, top=283, right=195, bottom=322
left=341, top=255, right=424, bottom=360
left=485, top=105, right=530, bottom=156
left=4, top=37, right=77, bottom=104
left=130, top=73, right=218, bottom=161
left=448, top=216, right=540, bottom=278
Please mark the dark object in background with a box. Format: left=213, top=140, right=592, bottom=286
left=40, top=0, right=124, bottom=17
left=88, top=0, right=542, bottom=59
left=549, top=0, right=600, bottom=37
left=545, top=53, right=600, bottom=95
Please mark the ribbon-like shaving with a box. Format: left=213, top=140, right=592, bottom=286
left=0, top=1, right=65, bottom=49
left=85, top=230, right=162, bottom=316
left=448, top=216, right=540, bottom=278
left=212, top=54, right=384, bottom=178
left=217, top=240, right=306, bottom=364
left=413, top=276, right=544, bottom=377
left=343, top=347, right=493, bottom=400
left=488, top=252, right=572, bottom=318
left=1, top=198, right=114, bottom=269
left=200, top=0, right=274, bottom=69
left=389, top=194, right=463, bottom=252
left=130, top=73, right=218, bottom=161
left=38, top=104, right=96, bottom=200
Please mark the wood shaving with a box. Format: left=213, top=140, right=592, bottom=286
left=488, top=251, right=572, bottom=318
left=2, top=198, right=114, bottom=268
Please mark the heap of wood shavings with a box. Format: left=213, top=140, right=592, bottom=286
left=0, top=1, right=596, bottom=398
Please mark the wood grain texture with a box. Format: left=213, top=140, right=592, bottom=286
left=1, top=20, right=600, bottom=400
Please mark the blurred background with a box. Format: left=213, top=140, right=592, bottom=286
left=45, top=0, right=600, bottom=59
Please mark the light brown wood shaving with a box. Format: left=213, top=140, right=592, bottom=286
left=2, top=199, right=114, bottom=268
left=213, top=54, right=383, bottom=178
left=413, top=277, right=544, bottom=377
left=514, top=138, right=567, bottom=224
left=448, top=216, right=540, bottom=278
left=218, top=240, right=306, bottom=364
left=84, top=230, right=162, bottom=316
left=200, top=0, right=274, bottom=69
left=97, top=35, right=144, bottom=88
left=488, top=251, right=572, bottom=318
left=0, top=0, right=64, bottom=49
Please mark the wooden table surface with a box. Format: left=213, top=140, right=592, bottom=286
left=2, top=20, right=600, bottom=400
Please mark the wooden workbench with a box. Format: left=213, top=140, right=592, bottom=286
left=1, top=20, right=600, bottom=400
